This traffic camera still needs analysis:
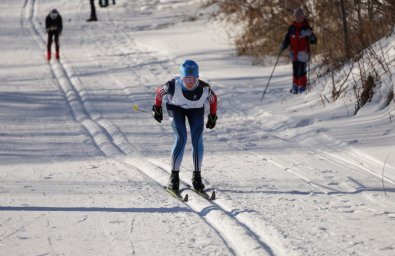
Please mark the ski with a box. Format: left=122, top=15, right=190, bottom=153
left=192, top=188, right=216, bottom=200
left=164, top=186, right=188, bottom=202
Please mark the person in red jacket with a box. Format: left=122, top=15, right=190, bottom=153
left=280, top=7, right=317, bottom=94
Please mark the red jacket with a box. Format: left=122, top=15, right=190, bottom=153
left=281, top=19, right=317, bottom=62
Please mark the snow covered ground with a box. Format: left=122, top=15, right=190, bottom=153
left=1, top=0, right=395, bottom=255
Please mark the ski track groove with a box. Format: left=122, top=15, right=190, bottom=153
left=22, top=1, right=274, bottom=255
left=24, top=0, right=131, bottom=158
left=220, top=79, right=395, bottom=193
left=19, top=0, right=94, bottom=161
left=323, top=151, right=395, bottom=185
left=118, top=159, right=254, bottom=256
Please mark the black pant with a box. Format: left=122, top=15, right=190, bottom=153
left=90, top=0, right=97, bottom=19
left=292, top=61, right=307, bottom=87
left=99, top=0, right=115, bottom=6
left=47, top=32, right=60, bottom=52
left=292, top=61, right=307, bottom=78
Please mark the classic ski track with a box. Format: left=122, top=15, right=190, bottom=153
left=220, top=82, right=395, bottom=188
left=19, top=1, right=90, bottom=166
left=219, top=85, right=395, bottom=214
left=23, top=0, right=139, bottom=158
left=321, top=150, right=395, bottom=184
left=22, top=1, right=275, bottom=255
left=119, top=159, right=275, bottom=256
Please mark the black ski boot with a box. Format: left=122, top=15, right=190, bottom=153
left=192, top=171, right=205, bottom=191
left=168, top=171, right=180, bottom=192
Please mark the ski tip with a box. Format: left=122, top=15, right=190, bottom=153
left=164, top=186, right=188, bottom=202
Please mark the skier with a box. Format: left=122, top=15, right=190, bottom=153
left=152, top=60, right=218, bottom=193
left=45, top=9, right=62, bottom=61
left=87, top=0, right=98, bottom=22
left=280, top=7, right=317, bottom=94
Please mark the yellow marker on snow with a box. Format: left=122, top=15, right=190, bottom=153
left=133, top=104, right=147, bottom=113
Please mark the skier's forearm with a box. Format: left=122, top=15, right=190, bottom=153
left=155, top=85, right=167, bottom=106
left=209, top=92, right=217, bottom=115
left=154, top=97, right=162, bottom=107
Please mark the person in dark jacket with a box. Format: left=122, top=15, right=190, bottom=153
left=45, top=9, right=62, bottom=61
left=280, top=7, right=317, bottom=94
left=87, top=0, right=98, bottom=22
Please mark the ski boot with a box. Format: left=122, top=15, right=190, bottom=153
left=86, top=17, right=98, bottom=22
left=46, top=51, right=51, bottom=61
left=192, top=171, right=205, bottom=191
left=298, top=86, right=306, bottom=94
left=168, top=171, right=180, bottom=192
left=55, top=51, right=60, bottom=60
left=290, top=85, right=298, bottom=94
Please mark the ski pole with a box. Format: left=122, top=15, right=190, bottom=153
left=307, top=45, right=315, bottom=93
left=260, top=50, right=282, bottom=101
left=133, top=104, right=148, bottom=113
left=306, top=57, right=310, bottom=94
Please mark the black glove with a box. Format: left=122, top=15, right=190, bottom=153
left=152, top=105, right=163, bottom=123
left=309, top=33, right=317, bottom=44
left=206, top=114, right=217, bottom=129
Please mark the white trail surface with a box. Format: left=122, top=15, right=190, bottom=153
left=1, top=0, right=395, bottom=255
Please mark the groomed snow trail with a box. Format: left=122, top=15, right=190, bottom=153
left=1, top=0, right=395, bottom=255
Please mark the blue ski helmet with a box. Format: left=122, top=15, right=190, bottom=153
left=180, top=60, right=199, bottom=78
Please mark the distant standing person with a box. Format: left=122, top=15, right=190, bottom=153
left=87, top=0, right=98, bottom=21
left=280, top=7, right=317, bottom=94
left=152, top=60, right=218, bottom=193
left=45, top=9, right=62, bottom=61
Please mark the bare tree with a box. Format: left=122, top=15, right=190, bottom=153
left=339, top=0, right=351, bottom=59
